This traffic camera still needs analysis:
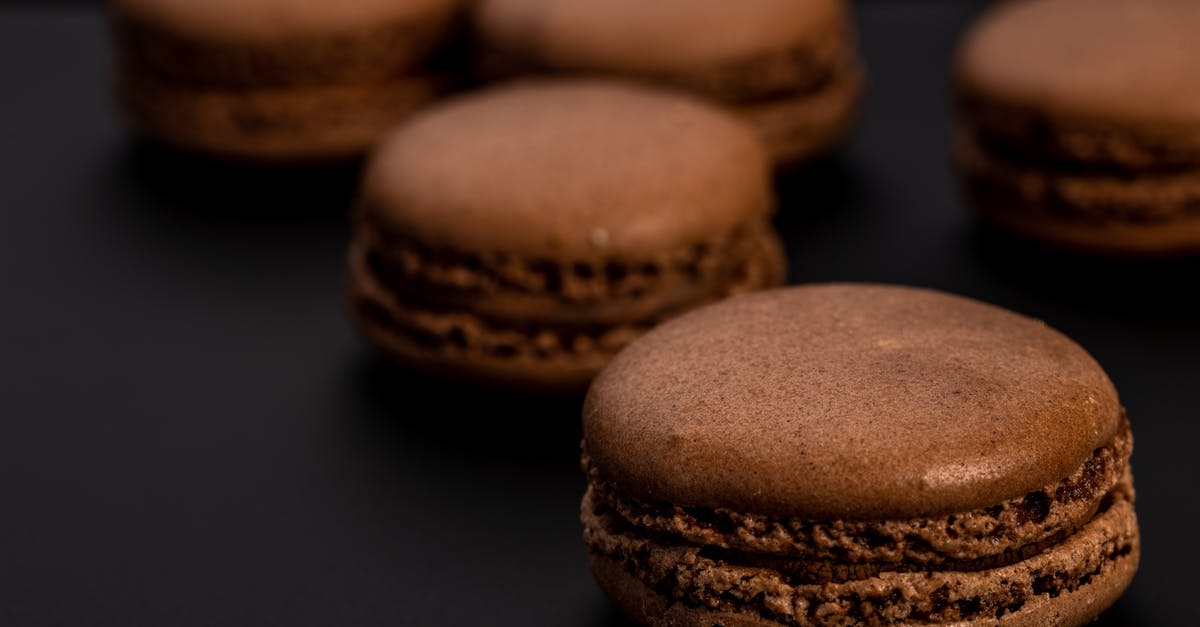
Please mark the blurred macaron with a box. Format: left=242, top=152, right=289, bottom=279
left=347, top=80, right=785, bottom=394
left=111, top=0, right=465, bottom=162
left=471, top=0, right=863, bottom=168
left=956, top=0, right=1200, bottom=255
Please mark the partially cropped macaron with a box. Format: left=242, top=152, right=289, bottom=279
left=583, top=284, right=1138, bottom=626
left=956, top=0, right=1200, bottom=255
left=347, top=81, right=785, bottom=394
left=111, top=0, right=464, bottom=162
left=471, top=0, right=862, bottom=167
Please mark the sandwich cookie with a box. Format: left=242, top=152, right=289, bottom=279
left=112, top=0, right=464, bottom=161
left=348, top=81, right=785, bottom=394
left=956, top=0, right=1200, bottom=254
left=471, top=0, right=863, bottom=167
left=582, top=284, right=1138, bottom=625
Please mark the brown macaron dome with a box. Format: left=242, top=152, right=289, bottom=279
left=582, top=284, right=1138, bottom=626
left=112, top=0, right=464, bottom=161
left=956, top=0, right=1200, bottom=254
left=348, top=80, right=786, bottom=394
left=472, top=0, right=863, bottom=167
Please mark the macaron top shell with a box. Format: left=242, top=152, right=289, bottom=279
left=474, top=0, right=846, bottom=73
left=361, top=81, right=772, bottom=260
left=584, top=284, right=1122, bottom=520
left=113, top=0, right=461, bottom=41
left=958, top=0, right=1200, bottom=126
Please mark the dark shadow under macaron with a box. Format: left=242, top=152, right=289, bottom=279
left=582, top=284, right=1137, bottom=625
left=111, top=0, right=464, bottom=162
left=348, top=80, right=786, bottom=394
left=955, top=0, right=1200, bottom=255
left=471, top=0, right=863, bottom=167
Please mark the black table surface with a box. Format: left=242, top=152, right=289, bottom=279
left=2, top=2, right=1197, bottom=625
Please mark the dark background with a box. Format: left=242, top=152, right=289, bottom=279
left=1, top=1, right=1195, bottom=625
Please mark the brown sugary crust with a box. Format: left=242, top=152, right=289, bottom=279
left=361, top=82, right=775, bottom=260
left=586, top=420, right=1130, bottom=571
left=583, top=285, right=1123, bottom=520
left=118, top=74, right=444, bottom=162
left=584, top=483, right=1138, bottom=626
left=347, top=224, right=784, bottom=393
left=112, top=10, right=460, bottom=88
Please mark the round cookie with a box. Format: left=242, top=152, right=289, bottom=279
left=111, top=0, right=464, bottom=161
left=582, top=284, right=1138, bottom=625
left=955, top=0, right=1200, bottom=255
left=471, top=0, right=863, bottom=167
left=348, top=80, right=785, bottom=394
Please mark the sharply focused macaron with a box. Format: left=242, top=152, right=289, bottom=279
left=347, top=81, right=785, bottom=394
left=956, top=0, right=1200, bottom=255
left=582, top=285, right=1138, bottom=625
left=471, top=0, right=863, bottom=167
left=111, top=0, right=464, bottom=161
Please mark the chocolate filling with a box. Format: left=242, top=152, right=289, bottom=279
left=959, top=130, right=1200, bottom=225
left=584, top=481, right=1137, bottom=625
left=585, top=419, right=1130, bottom=569
left=348, top=224, right=782, bottom=361
left=958, top=95, right=1200, bottom=173
left=356, top=213, right=779, bottom=306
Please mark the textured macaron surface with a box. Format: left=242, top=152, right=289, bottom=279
left=584, top=284, right=1122, bottom=520
left=474, top=0, right=846, bottom=75
left=360, top=81, right=772, bottom=260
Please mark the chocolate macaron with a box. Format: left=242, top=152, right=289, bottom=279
left=583, top=285, right=1138, bottom=625
left=348, top=81, right=785, bottom=394
left=112, top=0, right=463, bottom=161
left=956, top=0, right=1200, bottom=254
left=471, top=0, right=862, bottom=167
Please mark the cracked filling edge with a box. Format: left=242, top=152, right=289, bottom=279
left=584, top=488, right=1136, bottom=626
